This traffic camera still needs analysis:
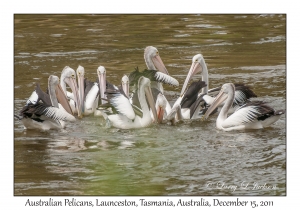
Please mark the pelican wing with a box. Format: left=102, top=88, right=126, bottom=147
left=129, top=67, right=179, bottom=87
left=206, top=84, right=257, bottom=105
left=222, top=101, right=275, bottom=128
left=233, top=84, right=257, bottom=105
left=84, top=79, right=97, bottom=101
left=105, top=89, right=135, bottom=120
left=181, top=80, right=206, bottom=108
left=21, top=103, right=76, bottom=122
left=26, top=83, right=51, bottom=106
left=26, top=90, right=39, bottom=105
left=84, top=83, right=99, bottom=110
left=153, top=71, right=179, bottom=86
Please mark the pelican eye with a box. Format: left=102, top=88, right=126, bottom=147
left=156, top=51, right=159, bottom=55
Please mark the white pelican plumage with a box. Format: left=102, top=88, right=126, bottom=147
left=17, top=75, right=76, bottom=130
left=202, top=83, right=285, bottom=131
left=102, top=76, right=158, bottom=129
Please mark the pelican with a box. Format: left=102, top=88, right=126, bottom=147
left=144, top=46, right=169, bottom=91
left=144, top=46, right=176, bottom=113
left=202, top=83, right=285, bottom=131
left=101, top=76, right=158, bottom=129
left=16, top=75, right=76, bottom=130
left=60, top=66, right=82, bottom=118
left=179, top=54, right=257, bottom=112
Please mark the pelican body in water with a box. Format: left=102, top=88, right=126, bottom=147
left=203, top=83, right=285, bottom=131
left=101, top=76, right=158, bottom=129
left=17, top=75, right=76, bottom=130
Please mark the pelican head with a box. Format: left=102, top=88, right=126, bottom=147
left=121, top=74, right=129, bottom=97
left=203, top=83, right=234, bottom=120
left=156, top=93, right=167, bottom=124
left=144, top=46, right=169, bottom=75
left=97, top=66, right=107, bottom=104
left=138, top=76, right=158, bottom=123
left=180, top=54, right=208, bottom=96
left=60, top=66, right=82, bottom=118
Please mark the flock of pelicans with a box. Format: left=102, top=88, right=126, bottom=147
left=15, top=46, right=285, bottom=131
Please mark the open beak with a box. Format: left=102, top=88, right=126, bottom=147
left=180, top=62, right=203, bottom=96
left=203, top=89, right=228, bottom=120
left=55, top=84, right=73, bottom=115
left=152, top=54, right=169, bottom=75
left=65, top=77, right=82, bottom=118
left=145, top=86, right=158, bottom=123
left=98, top=71, right=107, bottom=104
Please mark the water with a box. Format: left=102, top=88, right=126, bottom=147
left=14, top=14, right=286, bottom=196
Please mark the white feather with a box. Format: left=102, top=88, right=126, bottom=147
left=110, top=93, right=135, bottom=120
left=43, top=106, right=76, bottom=122
left=234, top=90, right=246, bottom=104
left=222, top=106, right=261, bottom=128
left=84, top=83, right=99, bottom=111
left=154, top=72, right=179, bottom=86
left=26, top=90, right=38, bottom=105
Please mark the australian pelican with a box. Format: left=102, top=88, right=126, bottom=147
left=202, top=83, right=285, bottom=131
left=16, top=75, right=76, bottom=130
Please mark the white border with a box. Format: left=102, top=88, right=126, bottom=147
left=4, top=0, right=296, bottom=209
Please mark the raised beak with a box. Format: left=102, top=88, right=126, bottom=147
left=55, top=84, right=73, bottom=115
left=145, top=86, right=158, bottom=123
left=203, top=89, right=227, bottom=120
left=65, top=77, right=82, bottom=118
left=157, top=105, right=165, bottom=124
left=98, top=71, right=107, bottom=104
left=180, top=62, right=203, bottom=96
left=152, top=54, right=169, bottom=75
